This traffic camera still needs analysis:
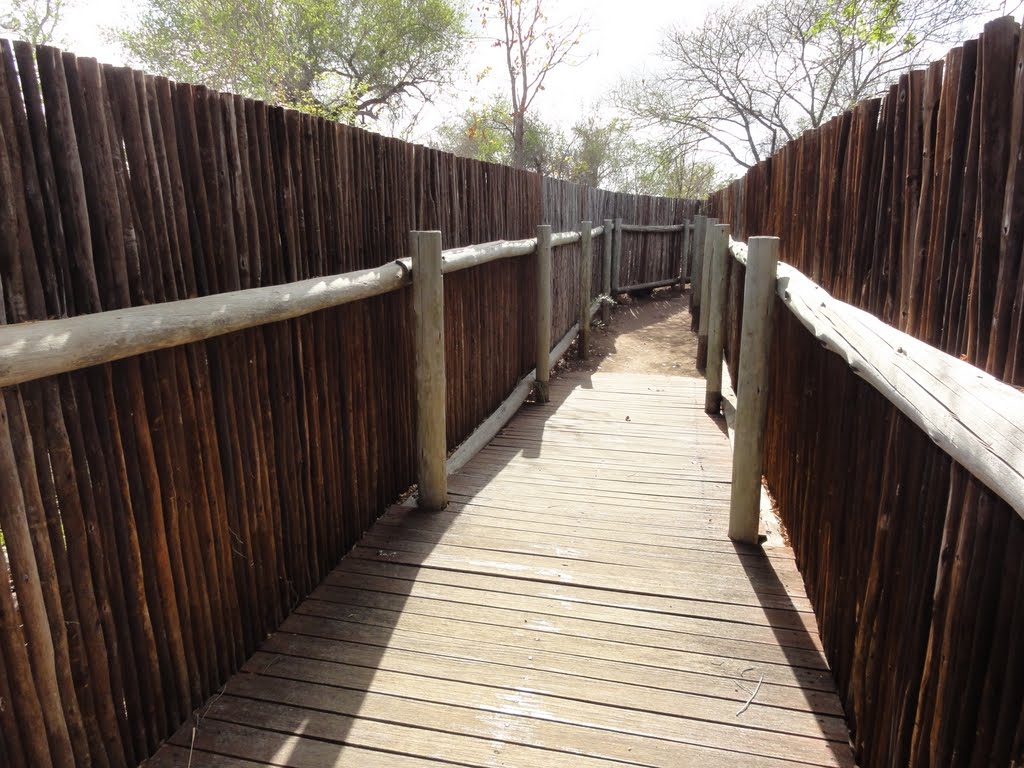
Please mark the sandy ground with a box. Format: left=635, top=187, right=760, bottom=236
left=556, top=287, right=701, bottom=378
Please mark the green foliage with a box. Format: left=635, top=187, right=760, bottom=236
left=434, top=97, right=718, bottom=197
left=1, top=0, right=70, bottom=45
left=434, top=97, right=516, bottom=164
left=809, top=0, right=905, bottom=48
left=118, top=0, right=469, bottom=122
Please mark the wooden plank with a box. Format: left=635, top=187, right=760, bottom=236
left=225, top=663, right=851, bottom=765
left=148, top=371, right=851, bottom=767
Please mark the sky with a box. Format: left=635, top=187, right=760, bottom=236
left=12, top=0, right=1013, bottom=169
left=45, top=0, right=723, bottom=140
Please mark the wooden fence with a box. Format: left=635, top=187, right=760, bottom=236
left=0, top=39, right=700, bottom=768
left=708, top=15, right=1024, bottom=388
left=696, top=216, right=1024, bottom=766
left=701, top=23, right=1024, bottom=760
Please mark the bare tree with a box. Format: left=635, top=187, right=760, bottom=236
left=1, top=0, right=71, bottom=45
left=619, top=0, right=986, bottom=169
left=480, top=0, right=587, bottom=168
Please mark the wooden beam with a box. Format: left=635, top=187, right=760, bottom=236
left=441, top=238, right=536, bottom=274
left=617, top=223, right=688, bottom=233
left=534, top=224, right=553, bottom=403
left=411, top=230, right=448, bottom=511
left=578, top=221, right=593, bottom=359
left=705, top=224, right=731, bottom=414
left=728, top=238, right=1024, bottom=521
left=729, top=237, right=779, bottom=544
left=0, top=262, right=411, bottom=388
left=679, top=220, right=691, bottom=285
left=602, top=218, right=613, bottom=324
left=611, top=217, right=623, bottom=294
left=696, top=217, right=719, bottom=373
left=618, top=277, right=680, bottom=293
left=551, top=231, right=581, bottom=247
left=690, top=215, right=706, bottom=320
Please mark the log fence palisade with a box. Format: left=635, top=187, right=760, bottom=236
left=0, top=175, right=684, bottom=767
left=12, top=14, right=1024, bottom=767
left=0, top=38, right=706, bottom=768
left=698, top=217, right=1024, bottom=767
left=701, top=18, right=1024, bottom=764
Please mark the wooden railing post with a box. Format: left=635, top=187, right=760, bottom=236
left=578, top=220, right=593, bottom=359
left=535, top=224, right=553, bottom=403
left=411, top=230, right=447, bottom=510
left=729, top=236, right=779, bottom=543
left=705, top=223, right=730, bottom=414
left=611, top=217, right=623, bottom=294
left=601, top=218, right=613, bottom=324
left=679, top=220, right=691, bottom=287
left=696, top=216, right=719, bottom=373
left=689, top=215, right=706, bottom=321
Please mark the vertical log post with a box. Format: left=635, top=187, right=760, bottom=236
left=535, top=224, right=553, bottom=403
left=729, top=236, right=779, bottom=544
left=601, top=218, right=613, bottom=324
left=696, top=216, right=719, bottom=373
left=679, top=220, right=691, bottom=288
left=705, top=223, right=730, bottom=414
left=690, top=215, right=707, bottom=322
left=611, top=217, right=623, bottom=294
left=411, top=230, right=447, bottom=510
left=578, top=220, right=593, bottom=359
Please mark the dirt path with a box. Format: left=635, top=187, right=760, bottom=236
left=556, top=287, right=700, bottom=378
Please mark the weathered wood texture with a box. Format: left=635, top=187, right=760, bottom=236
left=716, top=236, right=1024, bottom=766
left=705, top=18, right=1024, bottom=765
left=708, top=17, right=1024, bottom=388
left=0, top=41, right=695, bottom=768
left=542, top=177, right=702, bottom=338
left=148, top=372, right=854, bottom=768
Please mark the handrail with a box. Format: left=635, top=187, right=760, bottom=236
left=728, top=238, right=1024, bottom=519
left=440, top=237, right=537, bottom=274
left=619, top=223, right=689, bottom=233
left=0, top=219, right=646, bottom=389
left=0, top=262, right=412, bottom=388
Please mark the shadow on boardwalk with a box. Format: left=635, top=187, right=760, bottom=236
left=149, top=307, right=854, bottom=767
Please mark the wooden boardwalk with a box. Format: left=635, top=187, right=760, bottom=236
left=149, top=372, right=854, bottom=767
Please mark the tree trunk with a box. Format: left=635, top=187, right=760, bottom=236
left=511, top=112, right=526, bottom=169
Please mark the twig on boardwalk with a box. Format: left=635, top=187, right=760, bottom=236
left=735, top=674, right=764, bottom=717
left=188, top=683, right=228, bottom=767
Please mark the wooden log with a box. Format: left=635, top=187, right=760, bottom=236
left=534, top=224, right=553, bottom=404
left=680, top=220, right=691, bottom=285
left=705, top=224, right=730, bottom=414
left=578, top=220, right=593, bottom=359
left=440, top=238, right=536, bottom=274
left=696, top=216, right=719, bottom=373
left=729, top=236, right=1024, bottom=519
left=618, top=223, right=687, bottom=233
left=0, top=537, right=53, bottom=768
left=411, top=230, right=447, bottom=510
left=0, top=262, right=410, bottom=388
left=729, top=236, right=779, bottom=544
left=0, top=393, right=76, bottom=767
left=551, top=230, right=581, bottom=247
left=601, top=218, right=613, bottom=324
left=618, top=277, right=680, bottom=293
left=690, top=215, right=707, bottom=321
left=611, top=217, right=623, bottom=293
